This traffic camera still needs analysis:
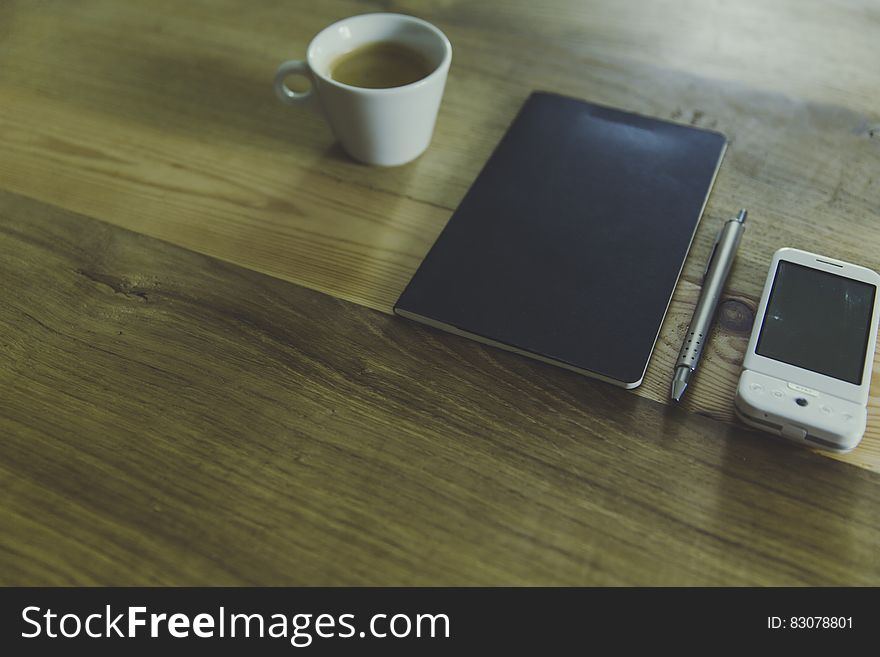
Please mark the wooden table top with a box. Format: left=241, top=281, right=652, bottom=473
left=2, top=0, right=879, bottom=584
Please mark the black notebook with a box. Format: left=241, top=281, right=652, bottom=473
left=394, top=92, right=727, bottom=387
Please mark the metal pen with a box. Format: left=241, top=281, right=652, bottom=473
left=671, top=209, right=748, bottom=402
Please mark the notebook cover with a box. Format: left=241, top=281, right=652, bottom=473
left=394, top=92, right=727, bottom=387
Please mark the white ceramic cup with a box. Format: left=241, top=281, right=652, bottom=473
left=274, top=13, right=452, bottom=167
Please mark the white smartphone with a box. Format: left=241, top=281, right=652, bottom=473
left=735, top=248, right=880, bottom=452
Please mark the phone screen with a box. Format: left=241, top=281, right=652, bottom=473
left=756, top=261, right=876, bottom=385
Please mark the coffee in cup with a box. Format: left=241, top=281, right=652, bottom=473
left=329, top=41, right=433, bottom=89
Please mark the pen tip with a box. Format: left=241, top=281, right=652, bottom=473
left=671, top=379, right=688, bottom=403
left=736, top=208, right=748, bottom=223
left=671, top=367, right=690, bottom=402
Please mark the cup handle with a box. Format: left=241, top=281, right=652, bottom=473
left=274, top=60, right=319, bottom=109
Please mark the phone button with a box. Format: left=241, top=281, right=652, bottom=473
left=781, top=425, right=808, bottom=441
left=749, top=382, right=764, bottom=393
left=820, top=405, right=833, bottom=415
left=772, top=389, right=785, bottom=399
left=841, top=413, right=853, bottom=423
left=787, top=382, right=819, bottom=397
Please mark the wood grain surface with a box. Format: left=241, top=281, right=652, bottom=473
left=2, top=0, right=879, bottom=469
left=2, top=189, right=880, bottom=586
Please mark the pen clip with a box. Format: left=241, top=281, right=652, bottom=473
left=702, top=226, right=724, bottom=282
